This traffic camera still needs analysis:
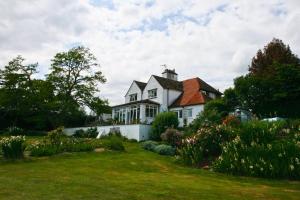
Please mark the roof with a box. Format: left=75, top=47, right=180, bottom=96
left=112, top=99, right=160, bottom=108
left=170, top=78, right=220, bottom=108
left=197, top=78, right=222, bottom=95
left=134, top=81, right=147, bottom=90
left=152, top=75, right=183, bottom=91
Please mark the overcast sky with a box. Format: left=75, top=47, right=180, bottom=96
left=0, top=0, right=299, bottom=105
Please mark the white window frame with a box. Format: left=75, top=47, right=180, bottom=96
left=146, top=105, right=158, bottom=118
left=174, top=110, right=183, bottom=119
left=148, top=89, right=157, bottom=99
left=129, top=93, right=137, bottom=102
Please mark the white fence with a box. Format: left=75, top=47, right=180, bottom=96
left=64, top=124, right=151, bottom=141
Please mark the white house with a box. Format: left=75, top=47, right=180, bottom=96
left=112, top=69, right=222, bottom=127
left=65, top=69, right=222, bottom=141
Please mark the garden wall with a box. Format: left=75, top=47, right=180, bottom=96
left=64, top=124, right=151, bottom=141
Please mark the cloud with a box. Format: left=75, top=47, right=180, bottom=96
left=0, top=0, right=299, bottom=105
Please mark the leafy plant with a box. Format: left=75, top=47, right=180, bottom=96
left=0, top=136, right=26, bottom=159
left=161, top=128, right=183, bottom=147
left=6, top=126, right=24, bottom=136
left=103, top=136, right=125, bottom=151
left=141, top=141, right=158, bottom=152
left=47, top=127, right=65, bottom=146
left=154, top=144, right=175, bottom=156
left=150, top=112, right=179, bottom=141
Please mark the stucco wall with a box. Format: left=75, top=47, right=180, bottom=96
left=170, top=104, right=204, bottom=127
left=142, top=76, right=165, bottom=110
left=64, top=124, right=151, bottom=141
left=125, top=82, right=143, bottom=103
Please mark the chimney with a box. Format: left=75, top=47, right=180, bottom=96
left=162, top=68, right=178, bottom=81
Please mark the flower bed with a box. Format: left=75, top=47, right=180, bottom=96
left=0, top=136, right=26, bottom=159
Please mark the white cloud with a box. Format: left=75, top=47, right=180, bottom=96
left=0, top=0, right=299, bottom=105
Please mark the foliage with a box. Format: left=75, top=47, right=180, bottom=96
left=233, top=39, right=300, bottom=118
left=29, top=143, right=62, bottom=157
left=73, top=127, right=98, bottom=138
left=178, top=125, right=235, bottom=166
left=6, top=126, right=24, bottom=136
left=47, top=46, right=106, bottom=117
left=213, top=120, right=300, bottom=179
left=160, top=128, right=183, bottom=147
left=47, top=127, right=66, bottom=146
left=189, top=108, right=223, bottom=134
left=0, top=136, right=26, bottom=159
left=103, top=136, right=125, bottom=151
left=150, top=112, right=179, bottom=141
left=222, top=115, right=240, bottom=127
left=154, top=144, right=175, bottom=156
left=141, top=140, right=158, bottom=152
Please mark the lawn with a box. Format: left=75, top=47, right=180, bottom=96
left=0, top=140, right=300, bottom=200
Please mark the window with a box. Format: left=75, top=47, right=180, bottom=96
left=129, top=93, right=137, bottom=102
left=148, top=89, right=157, bottom=99
left=174, top=110, right=182, bottom=118
left=201, top=90, right=207, bottom=95
left=187, top=109, right=192, bottom=118
left=146, top=105, right=158, bottom=118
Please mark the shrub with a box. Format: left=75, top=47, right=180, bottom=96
left=47, top=127, right=65, bottom=146
left=85, top=127, right=98, bottom=138
left=0, top=136, right=26, bottom=159
left=178, top=125, right=234, bottom=166
left=141, top=141, right=158, bottom=151
left=222, top=115, right=240, bottom=127
left=161, top=128, right=183, bottom=147
left=73, top=129, right=85, bottom=138
left=150, top=112, right=179, bottom=141
left=6, top=126, right=24, bottom=136
left=103, top=136, right=125, bottom=151
left=29, top=144, right=62, bottom=157
left=73, top=128, right=98, bottom=138
left=154, top=144, right=175, bottom=156
left=213, top=120, right=300, bottom=179
left=189, top=109, right=223, bottom=133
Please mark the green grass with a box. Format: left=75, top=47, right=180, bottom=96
left=0, top=140, right=300, bottom=199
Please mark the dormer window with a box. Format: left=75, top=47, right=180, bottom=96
left=148, top=89, right=157, bottom=99
left=129, top=93, right=137, bottom=102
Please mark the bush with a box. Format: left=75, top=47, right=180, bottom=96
left=141, top=141, right=158, bottom=151
left=47, top=127, right=66, bottom=146
left=6, top=126, right=24, bottom=136
left=150, top=112, right=179, bottom=141
left=0, top=136, right=26, bottom=159
left=161, top=128, right=183, bottom=147
left=103, top=136, right=125, bottom=151
left=154, top=144, right=175, bottom=156
left=73, top=128, right=98, bottom=138
left=213, top=120, right=300, bottom=179
left=189, top=109, right=223, bottom=133
left=222, top=115, right=240, bottom=127
left=29, top=144, right=62, bottom=157
left=178, top=125, right=234, bottom=166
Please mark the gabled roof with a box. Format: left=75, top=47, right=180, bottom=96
left=170, top=77, right=221, bottom=108
left=152, top=75, right=183, bottom=91
left=134, top=81, right=147, bottom=91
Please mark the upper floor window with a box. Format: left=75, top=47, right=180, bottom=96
left=129, top=93, right=137, bottom=102
left=148, top=89, right=157, bottom=99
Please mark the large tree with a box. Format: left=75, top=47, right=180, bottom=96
left=47, top=46, right=106, bottom=117
left=234, top=39, right=300, bottom=118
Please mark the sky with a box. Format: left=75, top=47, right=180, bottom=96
left=0, top=0, right=300, bottom=105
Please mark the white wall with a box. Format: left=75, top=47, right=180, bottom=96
left=164, top=89, right=182, bottom=107
left=125, top=82, right=143, bottom=103
left=142, top=76, right=165, bottom=110
left=64, top=124, right=151, bottom=141
left=170, top=104, right=204, bottom=127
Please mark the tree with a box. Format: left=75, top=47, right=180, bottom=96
left=47, top=46, right=106, bottom=119
left=234, top=39, right=300, bottom=118
left=249, top=38, right=299, bottom=76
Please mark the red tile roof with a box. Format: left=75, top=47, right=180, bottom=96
left=170, top=78, right=219, bottom=107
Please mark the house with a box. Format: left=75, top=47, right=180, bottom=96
left=65, top=69, right=222, bottom=141
left=112, top=69, right=222, bottom=127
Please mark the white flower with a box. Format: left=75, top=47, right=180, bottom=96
left=249, top=165, right=253, bottom=169
left=290, top=165, right=295, bottom=171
